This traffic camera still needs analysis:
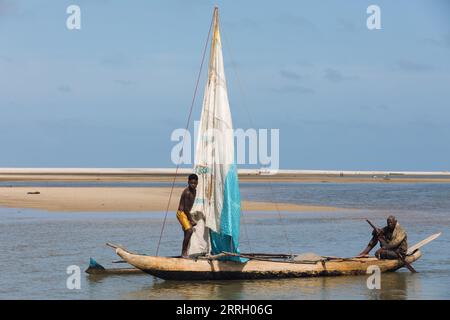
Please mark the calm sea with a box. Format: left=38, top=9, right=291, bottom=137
left=0, top=182, right=448, bottom=299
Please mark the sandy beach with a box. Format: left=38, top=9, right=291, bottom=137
left=0, top=187, right=340, bottom=212
left=1, top=169, right=448, bottom=213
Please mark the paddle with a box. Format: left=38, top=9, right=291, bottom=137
left=366, top=219, right=417, bottom=273
left=407, top=232, right=441, bottom=255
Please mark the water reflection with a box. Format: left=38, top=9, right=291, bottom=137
left=367, top=272, right=422, bottom=300
left=117, top=272, right=422, bottom=300
left=121, top=278, right=245, bottom=300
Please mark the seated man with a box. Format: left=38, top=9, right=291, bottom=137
left=358, top=215, right=408, bottom=259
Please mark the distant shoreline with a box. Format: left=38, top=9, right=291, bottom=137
left=0, top=168, right=450, bottom=183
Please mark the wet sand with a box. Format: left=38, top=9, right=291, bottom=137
left=0, top=187, right=340, bottom=212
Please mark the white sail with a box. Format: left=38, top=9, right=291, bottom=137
left=188, top=8, right=241, bottom=257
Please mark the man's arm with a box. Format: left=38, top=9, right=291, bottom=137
left=178, top=191, right=186, bottom=212
left=357, top=234, right=378, bottom=256
left=185, top=193, right=196, bottom=225
left=186, top=213, right=196, bottom=225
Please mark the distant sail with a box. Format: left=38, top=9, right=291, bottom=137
left=188, top=8, right=242, bottom=259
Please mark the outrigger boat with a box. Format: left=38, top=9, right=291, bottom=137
left=98, top=233, right=439, bottom=279
left=87, top=233, right=440, bottom=278
left=95, top=7, right=440, bottom=280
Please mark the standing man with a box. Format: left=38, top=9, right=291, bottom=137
left=176, top=174, right=198, bottom=258
left=357, top=215, right=408, bottom=259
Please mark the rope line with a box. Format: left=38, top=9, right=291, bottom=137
left=219, top=25, right=253, bottom=253
left=221, top=26, right=293, bottom=256
left=155, top=12, right=214, bottom=256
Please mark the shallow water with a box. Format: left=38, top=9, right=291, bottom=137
left=0, top=183, right=448, bottom=299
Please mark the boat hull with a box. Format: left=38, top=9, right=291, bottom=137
left=114, top=248, right=422, bottom=280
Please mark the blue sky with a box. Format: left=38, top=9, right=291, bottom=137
left=1, top=0, right=449, bottom=170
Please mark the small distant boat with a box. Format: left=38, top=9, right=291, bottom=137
left=101, top=7, right=440, bottom=281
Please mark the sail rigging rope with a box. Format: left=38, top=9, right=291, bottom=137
left=155, top=11, right=215, bottom=256
left=221, top=27, right=294, bottom=257
left=219, top=29, right=252, bottom=253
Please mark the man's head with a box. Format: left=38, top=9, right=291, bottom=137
left=387, top=215, right=397, bottom=231
left=188, top=173, right=198, bottom=190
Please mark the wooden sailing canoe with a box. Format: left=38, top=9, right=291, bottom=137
left=110, top=245, right=422, bottom=281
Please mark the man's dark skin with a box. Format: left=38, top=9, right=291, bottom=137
left=357, top=215, right=407, bottom=259
left=178, top=176, right=198, bottom=258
